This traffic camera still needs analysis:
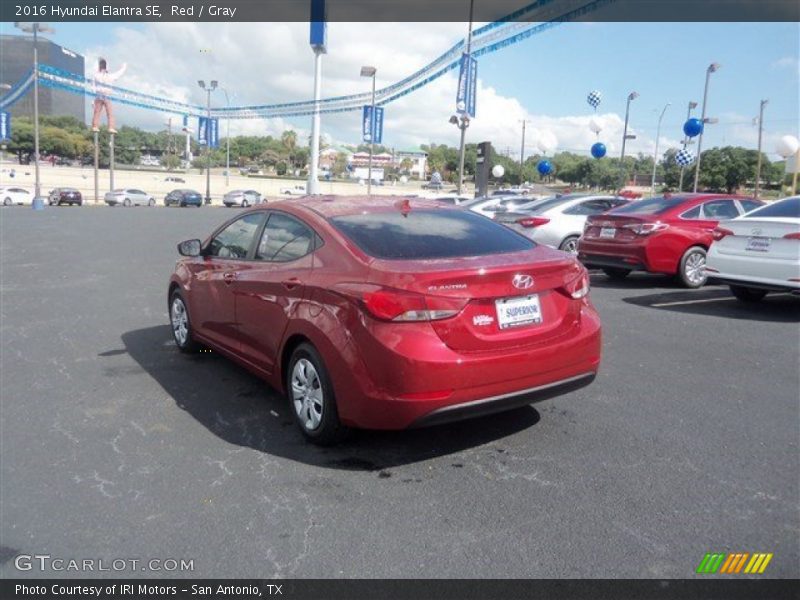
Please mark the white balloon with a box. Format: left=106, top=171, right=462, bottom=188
left=588, top=116, right=604, bottom=134
left=492, top=164, right=505, bottom=178
left=776, top=135, right=800, bottom=158
left=537, top=130, right=558, bottom=154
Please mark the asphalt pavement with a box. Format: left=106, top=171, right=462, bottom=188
left=1, top=205, right=798, bottom=579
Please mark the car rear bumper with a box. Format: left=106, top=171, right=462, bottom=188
left=706, top=249, right=800, bottom=291
left=337, top=305, right=601, bottom=429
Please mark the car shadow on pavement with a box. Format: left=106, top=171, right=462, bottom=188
left=120, top=325, right=541, bottom=470
left=621, top=288, right=800, bottom=323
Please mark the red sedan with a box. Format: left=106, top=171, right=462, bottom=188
left=577, top=194, right=763, bottom=288
left=168, top=197, right=601, bottom=443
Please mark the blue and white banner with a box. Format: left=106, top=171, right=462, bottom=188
left=456, top=53, right=478, bottom=118
left=362, top=105, right=384, bottom=144
left=0, top=111, right=10, bottom=141
left=198, top=117, right=219, bottom=148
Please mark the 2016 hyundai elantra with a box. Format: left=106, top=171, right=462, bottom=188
left=168, top=196, right=602, bottom=444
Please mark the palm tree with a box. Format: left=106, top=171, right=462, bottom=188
left=281, top=130, right=297, bottom=164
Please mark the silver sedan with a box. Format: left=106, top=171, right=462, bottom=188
left=105, top=188, right=156, bottom=207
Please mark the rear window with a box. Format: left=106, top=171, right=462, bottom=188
left=742, top=197, right=799, bottom=219
left=612, top=196, right=687, bottom=215
left=330, top=209, right=535, bottom=259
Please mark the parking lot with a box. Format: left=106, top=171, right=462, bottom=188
left=1, top=205, right=798, bottom=578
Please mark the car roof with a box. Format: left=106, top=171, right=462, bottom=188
left=273, top=195, right=451, bottom=219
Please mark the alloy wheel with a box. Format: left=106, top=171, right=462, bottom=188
left=291, top=359, right=324, bottom=431
left=684, top=251, right=707, bottom=286
left=171, top=296, right=189, bottom=346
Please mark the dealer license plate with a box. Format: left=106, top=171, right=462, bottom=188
left=599, top=227, right=616, bottom=239
left=745, top=237, right=771, bottom=252
left=495, top=294, right=542, bottom=329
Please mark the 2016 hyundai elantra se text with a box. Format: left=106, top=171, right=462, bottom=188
left=168, top=197, right=602, bottom=444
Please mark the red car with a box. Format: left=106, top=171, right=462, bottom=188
left=168, top=197, right=601, bottom=443
left=577, top=194, right=763, bottom=288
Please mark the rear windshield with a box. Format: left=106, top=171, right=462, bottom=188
left=611, top=196, right=687, bottom=215
left=742, top=197, right=799, bottom=219
left=330, top=209, right=535, bottom=259
left=520, top=196, right=571, bottom=214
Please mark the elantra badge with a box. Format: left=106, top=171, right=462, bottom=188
left=512, top=274, right=534, bottom=290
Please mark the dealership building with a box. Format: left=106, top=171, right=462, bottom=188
left=0, top=34, right=85, bottom=123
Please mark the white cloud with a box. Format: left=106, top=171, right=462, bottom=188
left=79, top=22, right=691, bottom=159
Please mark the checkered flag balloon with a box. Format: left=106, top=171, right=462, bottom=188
left=675, top=148, right=696, bottom=166
left=587, top=90, right=602, bottom=109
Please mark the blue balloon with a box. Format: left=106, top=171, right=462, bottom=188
left=537, top=159, right=553, bottom=176
left=683, top=118, right=704, bottom=138
left=591, top=142, right=607, bottom=159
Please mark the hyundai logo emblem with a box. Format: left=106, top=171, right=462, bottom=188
left=512, top=274, right=534, bottom=289
left=751, top=228, right=762, bottom=236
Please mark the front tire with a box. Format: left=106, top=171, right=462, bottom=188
left=286, top=343, right=350, bottom=445
left=678, top=246, right=707, bottom=288
left=730, top=285, right=768, bottom=303
left=170, top=291, right=199, bottom=353
left=559, top=235, right=580, bottom=255
left=603, top=267, right=630, bottom=280
left=242, top=199, right=249, bottom=208
left=4, top=197, right=12, bottom=206
left=148, top=198, right=156, bottom=207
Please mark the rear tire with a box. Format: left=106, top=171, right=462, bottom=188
left=4, top=197, right=12, bottom=206
left=603, top=267, right=630, bottom=280
left=169, top=291, right=199, bottom=353
left=123, top=198, right=132, bottom=207
left=148, top=198, right=156, bottom=207
left=286, top=343, right=350, bottom=445
left=678, top=246, right=707, bottom=288
left=559, top=235, right=580, bottom=255
left=242, top=199, right=249, bottom=208
left=730, top=285, right=768, bottom=303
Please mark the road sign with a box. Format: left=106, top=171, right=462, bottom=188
left=0, top=111, right=10, bottom=141
left=456, top=53, right=478, bottom=118
left=362, top=105, right=384, bottom=144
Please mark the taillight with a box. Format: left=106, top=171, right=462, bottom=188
left=562, top=269, right=590, bottom=300
left=622, top=222, right=669, bottom=235
left=783, top=232, right=800, bottom=240
left=712, top=226, right=734, bottom=241
left=517, top=216, right=550, bottom=228
left=334, top=284, right=466, bottom=322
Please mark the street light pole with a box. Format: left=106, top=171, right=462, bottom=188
left=693, top=63, right=720, bottom=193
left=754, top=99, right=768, bottom=199
left=678, top=101, right=698, bottom=191
left=651, top=103, right=670, bottom=195
left=198, top=80, right=217, bottom=204
left=360, top=66, right=377, bottom=195
left=519, top=119, right=530, bottom=184
left=619, top=91, right=639, bottom=190
left=222, top=88, right=232, bottom=187
left=15, top=22, right=53, bottom=201
left=456, top=0, right=475, bottom=196
left=308, top=48, right=323, bottom=195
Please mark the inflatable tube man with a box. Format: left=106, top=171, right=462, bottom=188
left=91, top=58, right=127, bottom=134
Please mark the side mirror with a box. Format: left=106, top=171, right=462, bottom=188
left=177, top=239, right=202, bottom=257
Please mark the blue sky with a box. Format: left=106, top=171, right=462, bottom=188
left=3, top=20, right=798, bottom=157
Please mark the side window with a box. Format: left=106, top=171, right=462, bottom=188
left=609, top=198, right=629, bottom=208
left=681, top=205, right=702, bottom=219
left=702, top=200, right=739, bottom=220
left=256, top=213, right=315, bottom=262
left=738, top=200, right=762, bottom=214
left=208, top=213, right=264, bottom=259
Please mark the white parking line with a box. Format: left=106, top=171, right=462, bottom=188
left=652, top=293, right=792, bottom=308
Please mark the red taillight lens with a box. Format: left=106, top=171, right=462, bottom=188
left=517, top=216, right=550, bottom=228
left=712, top=226, right=734, bottom=241
left=622, top=222, right=669, bottom=235
left=562, top=269, right=591, bottom=300
left=783, top=232, right=800, bottom=240
left=334, top=284, right=466, bottom=322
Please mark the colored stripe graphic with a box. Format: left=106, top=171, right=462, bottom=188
left=698, top=553, right=773, bottom=575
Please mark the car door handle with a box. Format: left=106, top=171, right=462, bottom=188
left=223, top=272, right=237, bottom=284
left=282, top=278, right=302, bottom=290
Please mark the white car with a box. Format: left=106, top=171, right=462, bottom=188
left=461, top=195, right=533, bottom=218
left=104, top=188, right=156, bottom=207
left=279, top=185, right=307, bottom=196
left=1, top=186, right=33, bottom=206
left=223, top=189, right=263, bottom=207
left=706, top=195, right=800, bottom=301
left=494, top=194, right=630, bottom=253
